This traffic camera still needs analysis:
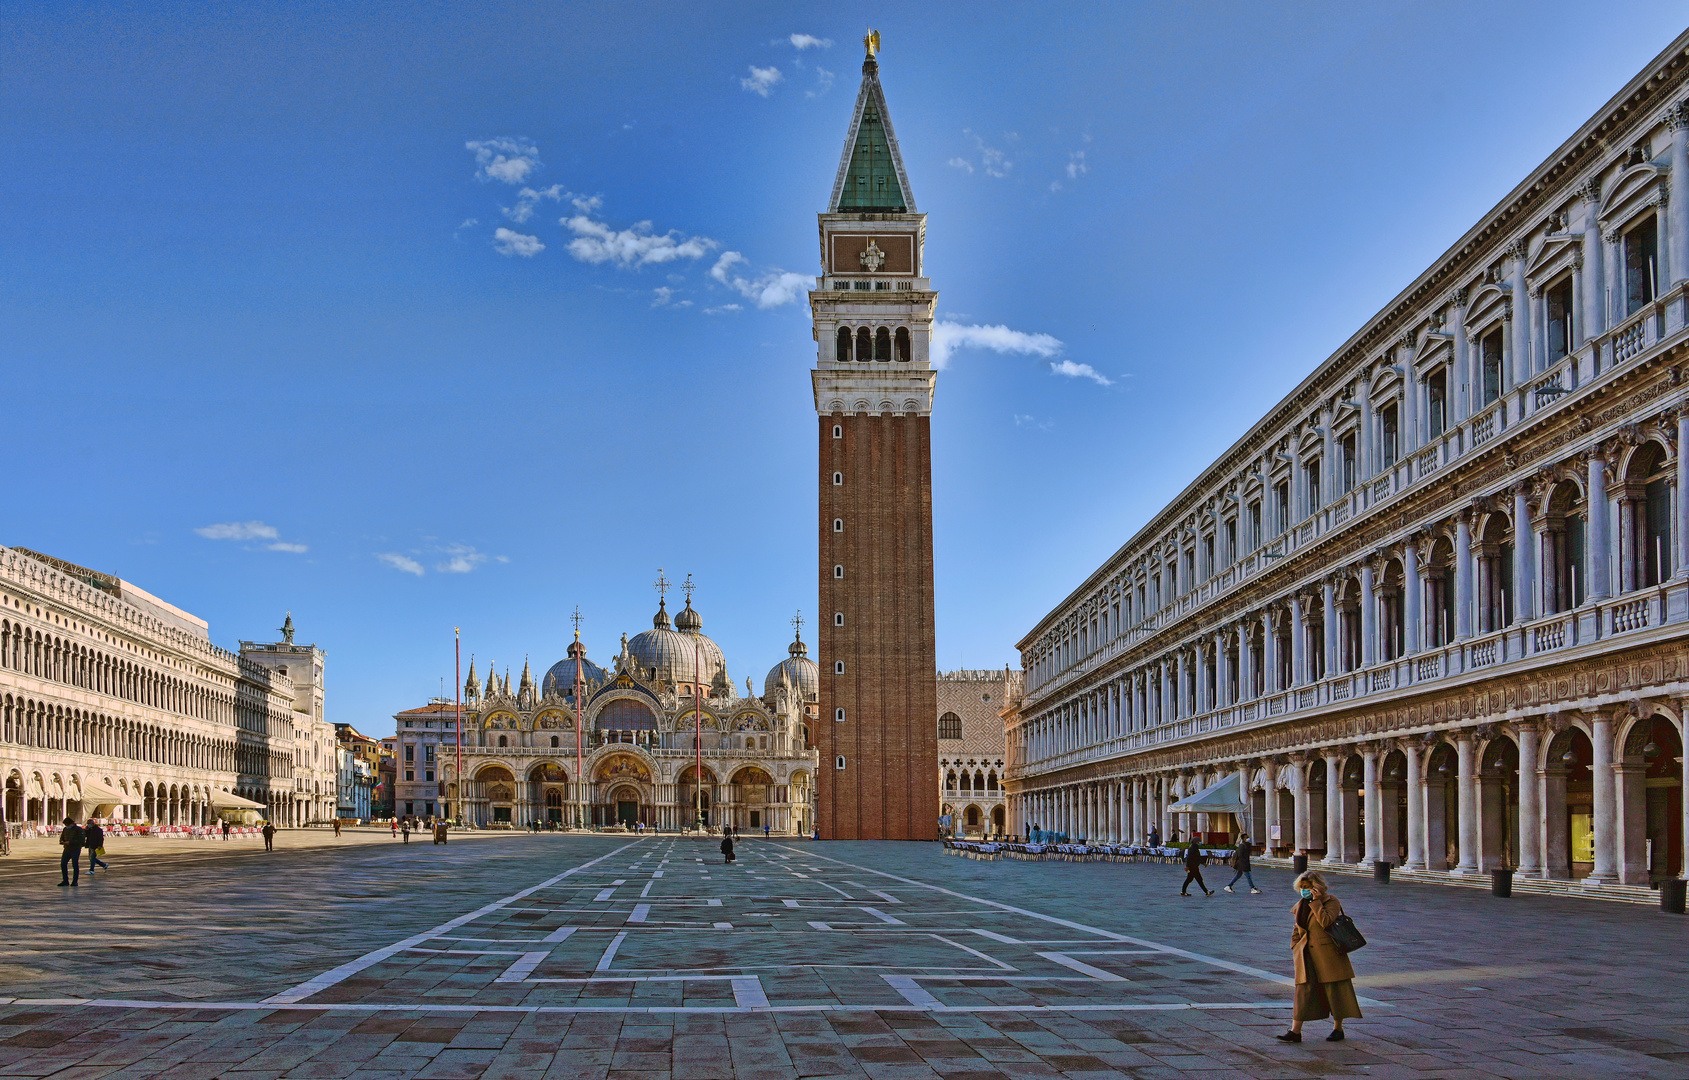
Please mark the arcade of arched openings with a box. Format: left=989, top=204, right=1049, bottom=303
left=1, top=546, right=318, bottom=830
left=1006, top=56, right=1689, bottom=895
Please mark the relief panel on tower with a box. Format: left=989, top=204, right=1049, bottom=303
left=830, top=235, right=916, bottom=275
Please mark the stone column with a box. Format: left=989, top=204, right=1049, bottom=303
left=1587, top=450, right=1611, bottom=600
left=1403, top=540, right=1422, bottom=654
left=1513, top=484, right=1535, bottom=623
left=1262, top=758, right=1281, bottom=852
left=1456, top=513, right=1474, bottom=640
left=1289, top=595, right=1306, bottom=687
left=1322, top=751, right=1343, bottom=863
left=1322, top=582, right=1338, bottom=678
left=1398, top=740, right=1425, bottom=872
left=1517, top=722, right=1543, bottom=877
left=1262, top=612, right=1278, bottom=694
left=1670, top=102, right=1689, bottom=287
left=1678, top=410, right=1689, bottom=577
left=1360, top=561, right=1378, bottom=669
left=1289, top=757, right=1310, bottom=852
left=1510, top=241, right=1533, bottom=377
left=1580, top=181, right=1604, bottom=342
left=1362, top=745, right=1382, bottom=864
left=1588, top=712, right=1618, bottom=883
left=1238, top=622, right=1254, bottom=701
left=1454, top=731, right=1480, bottom=874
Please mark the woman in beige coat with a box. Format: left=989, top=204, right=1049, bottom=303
left=1275, top=870, right=1361, bottom=1042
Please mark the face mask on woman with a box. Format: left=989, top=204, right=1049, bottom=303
left=1299, top=888, right=1314, bottom=899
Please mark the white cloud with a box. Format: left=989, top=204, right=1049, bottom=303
left=1014, top=414, right=1054, bottom=431
left=652, top=286, right=674, bottom=306
left=377, top=552, right=425, bottom=576
left=436, top=544, right=487, bottom=574
left=790, top=33, right=832, bottom=49
left=947, top=157, right=974, bottom=174
left=709, top=251, right=808, bottom=308
left=1066, top=149, right=1089, bottom=180
left=807, top=67, right=835, bottom=97
left=930, top=320, right=1063, bottom=369
left=267, top=542, right=309, bottom=553
left=503, top=184, right=566, bottom=223
left=466, top=137, right=540, bottom=185
left=704, top=303, right=742, bottom=315
left=1050, top=359, right=1113, bottom=386
left=741, top=65, right=783, bottom=97
left=571, top=194, right=603, bottom=213
left=954, top=129, right=1013, bottom=178
left=196, top=521, right=278, bottom=541
left=564, top=212, right=716, bottom=267
left=1049, top=181, right=1062, bottom=193
left=457, top=217, right=478, bottom=231
left=493, top=227, right=544, bottom=257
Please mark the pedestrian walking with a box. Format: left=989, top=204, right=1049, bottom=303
left=86, top=820, right=109, bottom=873
left=333, top=819, right=342, bottom=837
left=391, top=819, right=397, bottom=838
left=1225, top=833, right=1261, bottom=894
left=1276, top=871, right=1362, bottom=1043
left=720, top=832, right=735, bottom=864
left=1180, top=838, right=1213, bottom=897
left=401, top=820, right=411, bottom=843
left=764, top=823, right=770, bottom=839
left=261, top=821, right=275, bottom=852
left=1147, top=824, right=1161, bottom=849
left=58, top=817, right=85, bottom=887
left=221, top=820, right=231, bottom=841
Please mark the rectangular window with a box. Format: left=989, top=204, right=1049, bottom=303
left=404, top=745, right=414, bottom=762
left=1182, top=551, right=1193, bottom=589
left=1247, top=502, right=1261, bottom=550
left=1340, top=433, right=1356, bottom=492
left=1381, top=403, right=1398, bottom=466
left=1274, top=483, right=1289, bottom=534
left=1202, top=536, right=1214, bottom=580
left=1546, top=277, right=1574, bottom=362
left=405, top=770, right=414, bottom=781
left=425, top=745, right=435, bottom=763
left=1427, top=368, right=1447, bottom=437
left=424, top=770, right=434, bottom=782
left=1224, top=520, right=1236, bottom=564
left=1625, top=215, right=1659, bottom=316
left=1481, top=330, right=1502, bottom=406
left=1306, top=459, right=1321, bottom=515
left=404, top=720, right=414, bottom=728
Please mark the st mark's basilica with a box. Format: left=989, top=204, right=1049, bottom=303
left=429, top=580, right=820, bottom=833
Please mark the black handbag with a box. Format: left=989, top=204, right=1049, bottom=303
left=1327, top=912, right=1367, bottom=953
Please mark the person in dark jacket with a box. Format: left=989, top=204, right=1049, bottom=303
left=85, top=820, right=109, bottom=873
left=1225, top=833, right=1261, bottom=894
left=1147, top=824, right=1161, bottom=849
left=58, top=818, right=85, bottom=886
left=720, top=833, right=735, bottom=863
left=1276, top=870, right=1362, bottom=1042
left=1180, top=839, right=1213, bottom=897
left=261, top=821, right=276, bottom=851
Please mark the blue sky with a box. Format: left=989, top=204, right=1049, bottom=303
left=3, top=2, right=1685, bottom=734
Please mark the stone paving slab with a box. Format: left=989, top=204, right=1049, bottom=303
left=2, top=834, right=1687, bottom=1077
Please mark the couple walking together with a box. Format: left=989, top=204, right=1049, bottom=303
left=1179, top=834, right=1262, bottom=896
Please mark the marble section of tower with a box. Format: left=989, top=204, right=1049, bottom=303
left=810, top=42, right=938, bottom=840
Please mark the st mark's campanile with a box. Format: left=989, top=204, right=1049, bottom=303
left=810, top=33, right=938, bottom=841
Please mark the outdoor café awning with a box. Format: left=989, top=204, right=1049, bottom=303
left=1168, top=773, right=1249, bottom=814
left=77, top=779, right=130, bottom=807
left=209, top=789, right=267, bottom=810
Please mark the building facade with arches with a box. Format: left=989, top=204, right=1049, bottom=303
left=1005, top=35, right=1689, bottom=892
left=419, top=593, right=820, bottom=833
left=938, top=668, right=1018, bottom=838
left=0, top=545, right=313, bottom=831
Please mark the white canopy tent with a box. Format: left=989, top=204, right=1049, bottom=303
left=209, top=789, right=267, bottom=810
left=77, top=778, right=131, bottom=810
left=1168, top=773, right=1251, bottom=840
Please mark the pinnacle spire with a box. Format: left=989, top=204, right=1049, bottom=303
left=829, top=32, right=913, bottom=214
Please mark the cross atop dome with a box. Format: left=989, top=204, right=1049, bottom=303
left=791, top=610, right=804, bottom=640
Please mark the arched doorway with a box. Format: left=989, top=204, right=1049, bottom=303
left=731, top=767, right=773, bottom=832
left=606, top=784, right=641, bottom=828
left=1543, top=725, right=1595, bottom=879
left=1619, top=714, right=1683, bottom=883
left=529, top=762, right=569, bottom=825
left=594, top=754, right=651, bottom=827
left=1422, top=742, right=1457, bottom=870
left=1478, top=734, right=1520, bottom=871
left=476, top=766, right=516, bottom=826
left=678, top=764, right=716, bottom=828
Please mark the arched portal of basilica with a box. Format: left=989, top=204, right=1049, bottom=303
left=444, top=591, right=820, bottom=833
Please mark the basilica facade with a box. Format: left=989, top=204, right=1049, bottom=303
left=437, top=591, right=820, bottom=833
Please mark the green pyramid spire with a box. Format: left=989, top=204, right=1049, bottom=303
left=829, top=43, right=914, bottom=214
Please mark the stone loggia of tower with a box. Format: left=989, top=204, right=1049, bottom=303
left=810, top=33, right=939, bottom=841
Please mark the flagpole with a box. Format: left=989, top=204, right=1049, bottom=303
left=573, top=607, right=585, bottom=831
left=454, top=628, right=462, bottom=826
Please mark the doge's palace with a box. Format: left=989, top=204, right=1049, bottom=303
left=1007, top=31, right=1689, bottom=895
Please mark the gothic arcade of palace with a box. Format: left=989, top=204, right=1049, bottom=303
left=434, top=593, right=821, bottom=833
left=1005, top=33, right=1689, bottom=893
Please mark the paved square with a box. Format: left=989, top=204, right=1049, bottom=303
left=2, top=833, right=1686, bottom=1078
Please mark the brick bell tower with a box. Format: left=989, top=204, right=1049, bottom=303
left=811, top=31, right=938, bottom=841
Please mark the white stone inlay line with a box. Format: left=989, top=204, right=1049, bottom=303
left=970, top=929, right=1020, bottom=944
left=782, top=899, right=800, bottom=908
left=807, top=921, right=833, bottom=931
left=496, top=951, right=552, bottom=983
left=627, top=904, right=650, bottom=924
left=882, top=975, right=942, bottom=1008
left=262, top=839, right=644, bottom=1005
left=596, top=931, right=628, bottom=972
left=594, top=888, right=616, bottom=901
left=730, top=977, right=769, bottom=1008
left=1039, top=952, right=1127, bottom=982
left=713, top=921, right=733, bottom=929
left=870, top=889, right=901, bottom=904
left=542, top=926, right=577, bottom=944
left=861, top=907, right=905, bottom=925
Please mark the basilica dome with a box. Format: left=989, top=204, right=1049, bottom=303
left=764, top=633, right=819, bottom=700
left=627, top=598, right=727, bottom=689
left=543, top=638, right=608, bottom=696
